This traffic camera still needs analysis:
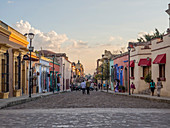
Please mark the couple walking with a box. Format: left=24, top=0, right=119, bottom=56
left=81, top=79, right=90, bottom=94
left=150, top=78, right=163, bottom=97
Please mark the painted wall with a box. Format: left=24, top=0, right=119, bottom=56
left=130, top=45, right=151, bottom=93
left=113, top=54, right=129, bottom=89
left=151, top=34, right=170, bottom=97
left=38, top=59, right=50, bottom=93
left=109, top=60, right=114, bottom=90
left=49, top=62, right=60, bottom=91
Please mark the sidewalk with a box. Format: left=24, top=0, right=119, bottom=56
left=0, top=91, right=62, bottom=109
left=102, top=90, right=170, bottom=104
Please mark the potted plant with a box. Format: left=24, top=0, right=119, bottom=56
left=144, top=71, right=152, bottom=88
left=118, top=86, right=122, bottom=92
left=122, top=86, right=125, bottom=92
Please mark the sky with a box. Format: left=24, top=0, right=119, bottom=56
left=0, top=0, right=170, bottom=74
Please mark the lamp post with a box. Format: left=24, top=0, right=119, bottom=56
left=111, top=65, right=114, bottom=90
left=127, top=46, right=131, bottom=95
left=106, top=59, right=109, bottom=92
left=24, top=33, right=34, bottom=98
left=63, top=63, right=65, bottom=91
left=52, top=55, right=55, bottom=93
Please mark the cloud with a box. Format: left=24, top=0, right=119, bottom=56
left=13, top=20, right=128, bottom=74
left=109, top=36, right=123, bottom=42
left=137, top=31, right=154, bottom=38
left=8, top=1, right=14, bottom=4
left=13, top=20, right=68, bottom=50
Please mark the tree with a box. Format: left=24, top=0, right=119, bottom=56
left=137, top=28, right=164, bottom=43
left=144, top=72, right=152, bottom=84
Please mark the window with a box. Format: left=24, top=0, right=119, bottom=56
left=143, top=66, right=149, bottom=77
left=159, top=64, right=165, bottom=78
left=131, top=67, right=134, bottom=77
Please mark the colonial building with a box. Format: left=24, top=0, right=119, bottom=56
left=38, top=50, right=71, bottom=91
left=111, top=52, right=129, bottom=91
left=130, top=42, right=151, bottom=93
left=151, top=32, right=170, bottom=96
left=0, top=21, right=29, bottom=98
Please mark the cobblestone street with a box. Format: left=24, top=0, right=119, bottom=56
left=1, top=91, right=170, bottom=127
left=6, top=91, right=170, bottom=109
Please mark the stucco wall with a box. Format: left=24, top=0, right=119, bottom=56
left=151, top=34, right=170, bottom=96
left=113, top=54, right=128, bottom=87
left=130, top=45, right=151, bottom=93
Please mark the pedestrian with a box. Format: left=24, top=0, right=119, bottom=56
left=81, top=80, right=86, bottom=94
left=115, top=79, right=119, bottom=92
left=90, top=82, right=94, bottom=91
left=98, top=83, right=101, bottom=90
left=150, top=79, right=155, bottom=96
left=86, top=79, right=90, bottom=94
left=57, top=83, right=60, bottom=92
left=130, top=82, right=136, bottom=94
left=157, top=78, right=163, bottom=97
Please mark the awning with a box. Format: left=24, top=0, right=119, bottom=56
left=153, top=54, right=166, bottom=64
left=138, top=58, right=151, bottom=66
left=130, top=60, right=134, bottom=67
left=118, top=66, right=123, bottom=69
left=114, top=64, right=118, bottom=67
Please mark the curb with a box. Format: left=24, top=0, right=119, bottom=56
left=101, top=90, right=170, bottom=104
left=0, top=92, right=63, bottom=109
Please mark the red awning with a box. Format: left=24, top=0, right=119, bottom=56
left=153, top=54, right=166, bottom=64
left=130, top=60, right=134, bottom=67
left=138, top=58, right=151, bottom=66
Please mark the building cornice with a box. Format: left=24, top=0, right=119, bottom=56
left=0, top=26, right=11, bottom=37
left=130, top=53, right=151, bottom=57
left=8, top=26, right=29, bottom=47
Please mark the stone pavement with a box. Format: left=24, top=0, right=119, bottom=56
left=0, top=91, right=62, bottom=109
left=0, top=108, right=170, bottom=128
left=102, top=90, right=170, bottom=104
left=1, top=90, right=170, bottom=109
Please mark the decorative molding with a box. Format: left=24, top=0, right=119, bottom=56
left=0, top=26, right=11, bottom=37
left=151, top=45, right=170, bottom=52
left=130, top=53, right=151, bottom=57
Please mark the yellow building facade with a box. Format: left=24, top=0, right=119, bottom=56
left=0, top=21, right=29, bottom=98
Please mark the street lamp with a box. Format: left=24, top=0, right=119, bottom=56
left=111, top=65, right=114, bottom=90
left=24, top=33, right=34, bottom=98
left=106, top=59, right=109, bottom=92
left=52, top=55, right=55, bottom=93
left=127, top=46, right=131, bottom=95
left=63, top=63, right=65, bottom=91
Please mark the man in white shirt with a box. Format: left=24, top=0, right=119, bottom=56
left=81, top=80, right=86, bottom=94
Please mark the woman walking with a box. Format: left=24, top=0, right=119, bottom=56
left=130, top=82, right=136, bottom=94
left=157, top=78, right=162, bottom=97
left=150, top=80, right=155, bottom=96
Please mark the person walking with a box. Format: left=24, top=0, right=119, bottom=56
left=150, top=80, right=155, bottom=96
left=130, top=82, right=136, bottom=94
left=86, top=79, right=90, bottom=94
left=57, top=83, right=60, bottom=92
left=98, top=83, right=101, bottom=90
left=115, top=79, right=119, bottom=92
left=157, top=78, right=162, bottom=97
left=81, top=80, right=86, bottom=94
